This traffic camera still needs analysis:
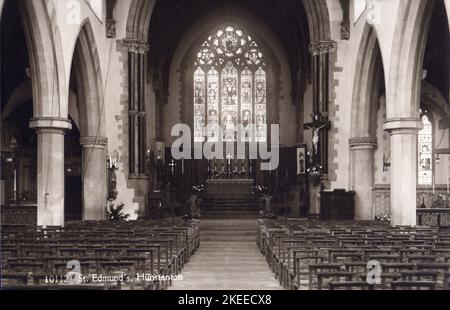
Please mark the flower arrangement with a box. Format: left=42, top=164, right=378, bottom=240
left=375, top=214, right=391, bottom=222
left=212, top=170, right=225, bottom=179
left=192, top=184, right=205, bottom=193
left=106, top=202, right=130, bottom=222
left=307, top=164, right=323, bottom=186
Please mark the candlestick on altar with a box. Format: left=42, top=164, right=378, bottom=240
left=13, top=169, right=17, bottom=201
left=432, top=175, right=435, bottom=195
left=447, top=177, right=449, bottom=195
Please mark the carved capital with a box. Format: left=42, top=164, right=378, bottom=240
left=123, top=39, right=150, bottom=55
left=341, top=21, right=350, bottom=40
left=309, top=41, right=338, bottom=56
left=349, top=137, right=377, bottom=149
left=106, top=19, right=116, bottom=39
left=80, top=136, right=108, bottom=148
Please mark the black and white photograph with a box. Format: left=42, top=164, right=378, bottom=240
left=0, top=0, right=449, bottom=305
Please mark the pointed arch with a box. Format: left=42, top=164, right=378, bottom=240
left=16, top=0, right=68, bottom=122
left=0, top=0, right=5, bottom=17
left=386, top=0, right=435, bottom=119
left=70, top=20, right=107, bottom=221
left=71, top=20, right=105, bottom=137
left=126, top=0, right=331, bottom=48
left=302, top=0, right=332, bottom=41
left=421, top=81, right=450, bottom=123
left=349, top=23, right=386, bottom=221
left=351, top=23, right=384, bottom=138
left=126, top=0, right=155, bottom=40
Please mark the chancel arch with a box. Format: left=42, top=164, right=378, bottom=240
left=161, top=8, right=292, bottom=196
left=140, top=0, right=334, bottom=217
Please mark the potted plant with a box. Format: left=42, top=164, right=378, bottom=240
left=106, top=202, right=130, bottom=222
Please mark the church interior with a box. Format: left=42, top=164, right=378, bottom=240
left=0, top=0, right=449, bottom=291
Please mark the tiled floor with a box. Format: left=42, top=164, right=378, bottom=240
left=169, top=219, right=283, bottom=290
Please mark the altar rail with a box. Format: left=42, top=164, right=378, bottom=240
left=417, top=208, right=450, bottom=227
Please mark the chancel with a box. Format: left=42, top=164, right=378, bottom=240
left=1, top=0, right=449, bottom=292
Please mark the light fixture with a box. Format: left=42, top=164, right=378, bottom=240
left=436, top=154, right=440, bottom=164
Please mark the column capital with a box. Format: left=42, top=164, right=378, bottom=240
left=122, top=39, right=150, bottom=54
left=308, top=41, right=338, bottom=56
left=79, top=136, right=108, bottom=148
left=383, top=117, right=423, bottom=134
left=29, top=117, right=72, bottom=132
left=349, top=137, right=377, bottom=150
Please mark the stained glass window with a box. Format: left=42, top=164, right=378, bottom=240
left=207, top=68, right=219, bottom=141
left=255, top=67, right=267, bottom=142
left=194, top=67, right=205, bottom=142
left=241, top=69, right=252, bottom=141
left=193, top=25, right=267, bottom=143
left=418, top=114, right=433, bottom=185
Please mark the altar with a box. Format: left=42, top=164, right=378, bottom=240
left=206, top=179, right=254, bottom=198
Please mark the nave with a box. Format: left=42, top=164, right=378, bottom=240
left=2, top=217, right=450, bottom=290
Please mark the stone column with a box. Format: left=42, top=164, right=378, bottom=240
left=123, top=39, right=150, bottom=177
left=384, top=118, right=422, bottom=226
left=30, top=117, right=72, bottom=226
left=349, top=137, right=377, bottom=221
left=308, top=41, right=337, bottom=173
left=80, top=137, right=108, bottom=220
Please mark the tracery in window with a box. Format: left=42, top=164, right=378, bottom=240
left=193, top=25, right=267, bottom=143
left=418, top=114, right=433, bottom=185
left=194, top=67, right=206, bottom=142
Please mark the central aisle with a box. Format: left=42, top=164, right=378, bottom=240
left=169, top=219, right=283, bottom=290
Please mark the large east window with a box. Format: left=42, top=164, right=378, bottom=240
left=193, top=25, right=267, bottom=143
